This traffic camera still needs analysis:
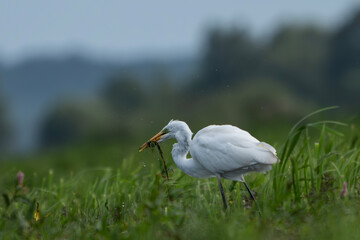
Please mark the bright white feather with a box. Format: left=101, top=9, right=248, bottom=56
left=190, top=125, right=279, bottom=181
left=140, top=120, right=279, bottom=208
left=154, top=120, right=279, bottom=182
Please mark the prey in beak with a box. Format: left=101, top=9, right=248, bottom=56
left=138, top=127, right=170, bottom=181
left=139, top=130, right=168, bottom=152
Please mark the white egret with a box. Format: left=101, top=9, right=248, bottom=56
left=139, top=120, right=279, bottom=209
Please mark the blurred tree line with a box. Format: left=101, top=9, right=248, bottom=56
left=0, top=84, right=10, bottom=151
left=39, top=9, right=360, bottom=148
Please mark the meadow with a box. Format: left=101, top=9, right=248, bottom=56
left=1, top=108, right=360, bottom=239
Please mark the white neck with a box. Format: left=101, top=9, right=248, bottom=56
left=171, top=123, right=213, bottom=178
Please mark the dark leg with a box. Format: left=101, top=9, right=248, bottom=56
left=242, top=181, right=262, bottom=216
left=243, top=181, right=256, bottom=202
left=217, top=176, right=228, bottom=210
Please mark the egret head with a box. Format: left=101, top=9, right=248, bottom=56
left=139, top=120, right=191, bottom=152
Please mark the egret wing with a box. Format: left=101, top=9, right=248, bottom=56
left=190, top=125, right=278, bottom=174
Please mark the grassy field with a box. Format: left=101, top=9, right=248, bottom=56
left=1, top=109, right=360, bottom=239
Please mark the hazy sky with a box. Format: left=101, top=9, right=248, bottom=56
left=1, top=0, right=359, bottom=64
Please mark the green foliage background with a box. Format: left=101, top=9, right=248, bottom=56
left=0, top=6, right=360, bottom=240
left=34, top=10, right=360, bottom=149
left=1, top=108, right=360, bottom=239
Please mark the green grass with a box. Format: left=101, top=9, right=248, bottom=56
left=1, top=110, right=360, bottom=239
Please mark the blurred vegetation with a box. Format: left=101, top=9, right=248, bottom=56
left=1, top=115, right=359, bottom=239
left=39, top=100, right=120, bottom=148
left=327, top=10, right=360, bottom=108
left=1, top=7, right=360, bottom=240
left=0, top=84, right=10, bottom=151
left=38, top=9, right=360, bottom=149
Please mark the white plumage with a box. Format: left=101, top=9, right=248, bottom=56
left=191, top=124, right=278, bottom=179
left=139, top=120, right=279, bottom=209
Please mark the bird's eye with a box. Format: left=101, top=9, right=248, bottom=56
left=162, top=128, right=169, bottom=134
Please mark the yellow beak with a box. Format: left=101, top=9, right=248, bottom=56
left=139, top=131, right=165, bottom=152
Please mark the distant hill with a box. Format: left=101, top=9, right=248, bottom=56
left=0, top=55, right=196, bottom=151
